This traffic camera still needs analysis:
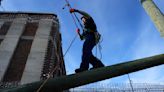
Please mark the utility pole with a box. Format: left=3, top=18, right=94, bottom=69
left=140, top=0, right=164, bottom=37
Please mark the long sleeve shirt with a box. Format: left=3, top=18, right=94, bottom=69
left=76, top=10, right=97, bottom=40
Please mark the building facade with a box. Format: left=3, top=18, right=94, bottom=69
left=0, top=12, right=66, bottom=88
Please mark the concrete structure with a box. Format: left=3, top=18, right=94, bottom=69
left=0, top=12, right=66, bottom=88
left=141, top=0, right=164, bottom=37
left=0, top=18, right=26, bottom=82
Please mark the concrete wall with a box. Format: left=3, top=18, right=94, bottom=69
left=0, top=18, right=27, bottom=81
left=0, top=21, right=4, bottom=29
left=21, top=19, right=53, bottom=84
left=0, top=21, right=4, bottom=39
left=141, top=0, right=164, bottom=37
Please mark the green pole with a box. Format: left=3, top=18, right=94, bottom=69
left=1, top=54, right=164, bottom=92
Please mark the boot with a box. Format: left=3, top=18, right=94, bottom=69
left=90, top=56, right=105, bottom=70
left=90, top=64, right=104, bottom=70
left=75, top=68, right=88, bottom=73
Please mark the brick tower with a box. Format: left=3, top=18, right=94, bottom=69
left=0, top=12, right=66, bottom=88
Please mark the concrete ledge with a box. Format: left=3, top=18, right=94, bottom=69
left=21, top=52, right=46, bottom=84
left=0, top=21, right=4, bottom=29
left=35, top=19, right=53, bottom=37
left=21, top=19, right=53, bottom=85
left=30, top=37, right=49, bottom=53
left=0, top=37, right=20, bottom=52
left=0, top=51, right=13, bottom=81
left=0, top=18, right=27, bottom=81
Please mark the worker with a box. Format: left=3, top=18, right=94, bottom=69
left=70, top=9, right=105, bottom=73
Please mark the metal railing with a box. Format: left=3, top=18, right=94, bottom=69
left=70, top=83, right=164, bottom=92
left=0, top=81, right=20, bottom=89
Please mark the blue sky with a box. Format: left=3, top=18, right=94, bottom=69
left=1, top=0, right=164, bottom=86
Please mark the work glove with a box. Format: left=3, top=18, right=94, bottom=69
left=70, top=9, right=77, bottom=13
left=76, top=28, right=83, bottom=40
left=76, top=28, right=80, bottom=34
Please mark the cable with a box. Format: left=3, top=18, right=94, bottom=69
left=63, top=34, right=77, bottom=57
left=69, top=10, right=79, bottom=28
left=98, top=43, right=102, bottom=60
left=36, top=0, right=83, bottom=91
left=36, top=63, right=59, bottom=92
left=128, top=74, right=134, bottom=92
left=65, top=0, right=83, bottom=29
left=62, top=0, right=84, bottom=57
left=95, top=45, right=98, bottom=57
left=36, top=29, right=78, bottom=92
left=36, top=37, right=61, bottom=92
left=98, top=36, right=103, bottom=60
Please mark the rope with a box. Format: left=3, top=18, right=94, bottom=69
left=128, top=74, right=134, bottom=92
left=36, top=28, right=78, bottom=92
left=69, top=10, right=79, bottom=28
left=62, top=0, right=84, bottom=57
left=36, top=37, right=61, bottom=92
left=63, top=34, right=77, bottom=57
left=36, top=63, right=59, bottom=92
left=97, top=36, right=103, bottom=60
left=65, top=0, right=83, bottom=29
left=36, top=0, right=83, bottom=91
left=98, top=43, right=102, bottom=60
left=95, top=45, right=98, bottom=57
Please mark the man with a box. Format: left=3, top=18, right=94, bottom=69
left=70, top=9, right=105, bottom=73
